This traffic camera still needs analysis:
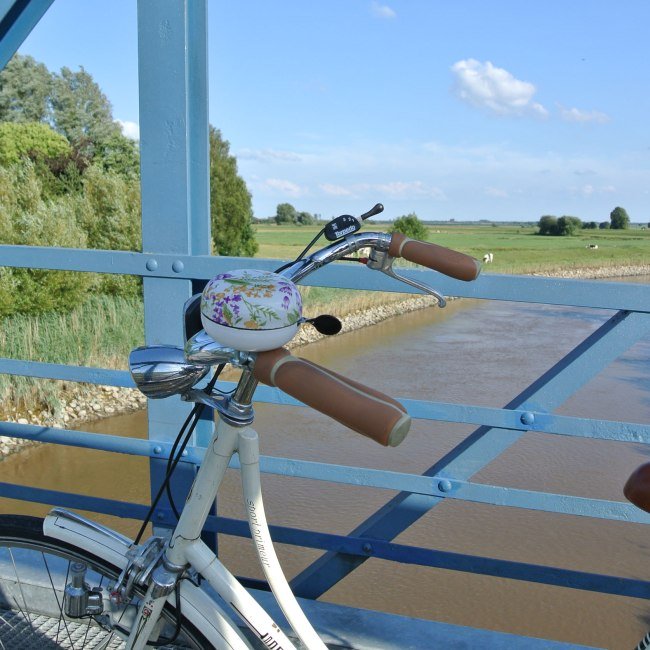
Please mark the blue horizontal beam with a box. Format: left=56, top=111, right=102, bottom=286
left=0, top=421, right=158, bottom=457
left=0, top=244, right=649, bottom=312
left=3, top=421, right=648, bottom=524
left=0, top=481, right=150, bottom=520
left=3, top=364, right=648, bottom=445
left=206, top=515, right=650, bottom=601
left=253, top=384, right=650, bottom=444
left=1, top=479, right=647, bottom=602
left=0, top=358, right=134, bottom=386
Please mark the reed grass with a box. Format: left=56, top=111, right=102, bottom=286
left=0, top=294, right=144, bottom=415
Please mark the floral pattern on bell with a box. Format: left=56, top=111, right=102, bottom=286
left=201, top=269, right=302, bottom=330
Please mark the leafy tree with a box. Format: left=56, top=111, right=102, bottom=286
left=556, top=216, right=582, bottom=236
left=0, top=122, right=71, bottom=167
left=94, top=131, right=140, bottom=179
left=610, top=206, right=630, bottom=230
left=599, top=221, right=610, bottom=229
left=389, top=213, right=428, bottom=240
left=209, top=127, right=258, bottom=257
left=78, top=165, right=141, bottom=252
left=537, top=214, right=581, bottom=236
left=296, top=210, right=315, bottom=225
left=76, top=165, right=142, bottom=295
left=50, top=66, right=121, bottom=161
left=583, top=221, right=598, bottom=229
left=0, top=54, right=52, bottom=122
left=275, top=202, right=297, bottom=224
left=537, top=215, right=557, bottom=235
left=0, top=163, right=94, bottom=315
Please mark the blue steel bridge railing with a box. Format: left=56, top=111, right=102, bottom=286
left=0, top=244, right=650, bottom=606
left=2, top=0, right=650, bottom=630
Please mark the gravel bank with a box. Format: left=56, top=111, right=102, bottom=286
left=1, top=265, right=648, bottom=459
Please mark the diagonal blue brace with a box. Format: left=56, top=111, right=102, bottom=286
left=0, top=0, right=54, bottom=69
left=291, top=309, right=650, bottom=598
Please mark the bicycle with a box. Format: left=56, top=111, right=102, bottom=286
left=0, top=204, right=480, bottom=649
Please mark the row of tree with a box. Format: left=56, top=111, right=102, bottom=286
left=273, top=202, right=318, bottom=226
left=537, top=207, right=631, bottom=236
left=0, top=55, right=259, bottom=315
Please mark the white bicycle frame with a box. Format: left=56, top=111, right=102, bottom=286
left=44, top=416, right=328, bottom=650
left=42, top=229, right=457, bottom=649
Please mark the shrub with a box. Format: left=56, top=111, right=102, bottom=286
left=0, top=165, right=94, bottom=315
left=389, top=213, right=428, bottom=240
left=0, top=121, right=71, bottom=167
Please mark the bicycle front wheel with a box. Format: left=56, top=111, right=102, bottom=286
left=0, top=514, right=211, bottom=649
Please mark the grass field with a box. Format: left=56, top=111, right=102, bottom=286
left=254, top=223, right=650, bottom=275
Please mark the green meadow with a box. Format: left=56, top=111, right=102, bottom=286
left=255, top=222, right=650, bottom=276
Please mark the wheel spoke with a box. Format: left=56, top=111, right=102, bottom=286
left=0, top=516, right=206, bottom=648
left=8, top=548, right=33, bottom=628
left=42, top=552, right=76, bottom=648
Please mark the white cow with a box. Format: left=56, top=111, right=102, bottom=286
left=482, top=253, right=494, bottom=263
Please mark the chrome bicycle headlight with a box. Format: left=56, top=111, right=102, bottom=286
left=129, top=345, right=210, bottom=399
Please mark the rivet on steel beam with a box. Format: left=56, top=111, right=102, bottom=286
left=156, top=512, right=165, bottom=521
left=520, top=411, right=535, bottom=426
left=146, top=259, right=158, bottom=271
left=362, top=543, right=373, bottom=554
left=438, top=479, right=453, bottom=493
left=153, top=446, right=163, bottom=455
left=172, top=260, right=184, bottom=273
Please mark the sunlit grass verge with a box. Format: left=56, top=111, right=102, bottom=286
left=299, top=285, right=412, bottom=318
left=0, top=294, right=144, bottom=417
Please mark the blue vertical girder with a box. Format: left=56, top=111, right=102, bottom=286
left=1, top=0, right=650, bottom=614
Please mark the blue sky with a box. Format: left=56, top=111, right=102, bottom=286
left=17, top=0, right=650, bottom=222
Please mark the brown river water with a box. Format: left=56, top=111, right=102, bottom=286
left=2, top=278, right=650, bottom=649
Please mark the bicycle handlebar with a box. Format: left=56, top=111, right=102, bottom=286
left=388, top=232, right=481, bottom=282
left=253, top=348, right=411, bottom=446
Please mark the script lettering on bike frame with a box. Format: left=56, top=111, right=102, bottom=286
left=261, top=632, right=285, bottom=649
left=247, top=498, right=271, bottom=567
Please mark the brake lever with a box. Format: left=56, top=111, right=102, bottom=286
left=366, top=249, right=446, bottom=307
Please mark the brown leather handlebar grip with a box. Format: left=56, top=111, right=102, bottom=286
left=388, top=232, right=481, bottom=282
left=254, top=348, right=411, bottom=447
left=624, top=462, right=650, bottom=514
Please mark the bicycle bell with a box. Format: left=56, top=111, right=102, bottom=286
left=200, top=269, right=302, bottom=352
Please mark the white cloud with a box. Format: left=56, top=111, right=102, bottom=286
left=320, top=183, right=354, bottom=196
left=559, top=106, right=610, bottom=124
left=571, top=183, right=617, bottom=197
left=373, top=180, right=446, bottom=199
left=263, top=178, right=306, bottom=197
left=238, top=148, right=303, bottom=162
left=117, top=120, right=140, bottom=140
left=371, top=2, right=396, bottom=18
left=451, top=59, right=548, bottom=118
